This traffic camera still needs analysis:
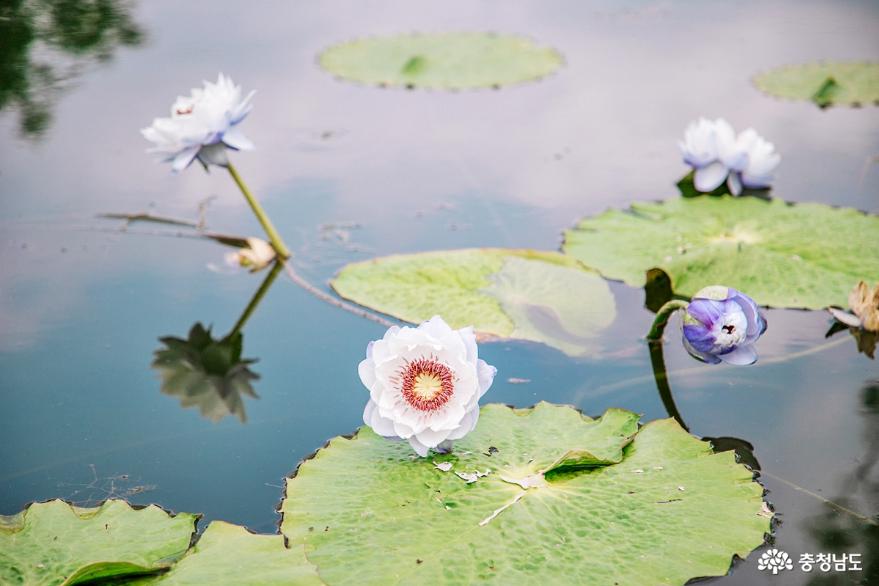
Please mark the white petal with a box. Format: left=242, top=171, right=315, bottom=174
left=223, top=127, right=255, bottom=151
left=476, top=359, right=496, bottom=398
left=693, top=161, right=728, bottom=192
left=727, top=172, right=742, bottom=196
left=358, top=358, right=376, bottom=388
left=446, top=408, right=479, bottom=440
left=719, top=345, right=758, bottom=365
left=364, top=401, right=397, bottom=437
left=408, top=436, right=430, bottom=457
left=415, top=426, right=453, bottom=448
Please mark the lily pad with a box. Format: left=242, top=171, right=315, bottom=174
left=280, top=402, right=769, bottom=585
left=0, top=499, right=197, bottom=586
left=319, top=33, right=563, bottom=90
left=753, top=61, right=879, bottom=107
left=132, top=521, right=323, bottom=585
left=563, top=196, right=879, bottom=309
left=331, top=249, right=616, bottom=356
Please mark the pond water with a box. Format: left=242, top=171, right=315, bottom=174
left=1, top=1, right=877, bottom=584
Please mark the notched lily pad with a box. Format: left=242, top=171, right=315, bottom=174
left=753, top=61, right=879, bottom=107
left=319, top=32, right=563, bottom=90
left=280, top=402, right=770, bottom=586
left=563, top=196, right=879, bottom=309
left=131, top=521, right=323, bottom=585
left=0, top=499, right=197, bottom=586
left=331, top=249, right=616, bottom=356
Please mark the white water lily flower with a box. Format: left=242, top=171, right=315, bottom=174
left=359, top=316, right=496, bottom=457
left=679, top=118, right=780, bottom=195
left=731, top=128, right=781, bottom=193
left=224, top=237, right=276, bottom=272
left=141, top=73, right=255, bottom=172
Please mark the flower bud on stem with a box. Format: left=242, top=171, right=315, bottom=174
left=226, top=162, right=291, bottom=259
left=646, top=299, right=689, bottom=341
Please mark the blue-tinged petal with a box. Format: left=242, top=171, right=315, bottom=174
left=694, top=161, right=729, bottom=192
left=682, top=324, right=716, bottom=353
left=718, top=344, right=758, bottom=365
left=171, top=145, right=200, bottom=172
left=729, top=289, right=766, bottom=342
left=682, top=335, right=722, bottom=364
left=685, top=298, right=726, bottom=327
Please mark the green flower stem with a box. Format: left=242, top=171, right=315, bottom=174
left=646, top=299, right=689, bottom=340
left=647, top=340, right=689, bottom=432
left=228, top=260, right=283, bottom=337
left=226, top=162, right=291, bottom=259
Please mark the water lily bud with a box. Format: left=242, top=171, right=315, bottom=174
left=681, top=286, right=767, bottom=365
left=224, top=237, right=276, bottom=272
left=358, top=316, right=496, bottom=457
left=141, top=73, right=255, bottom=172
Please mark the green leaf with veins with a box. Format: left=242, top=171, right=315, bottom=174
left=753, top=61, right=879, bottom=107
left=331, top=249, right=616, bottom=356
left=319, top=33, right=563, bottom=90
left=131, top=521, right=323, bottom=585
left=280, top=403, right=769, bottom=586
left=563, top=196, right=879, bottom=309
left=0, top=500, right=197, bottom=586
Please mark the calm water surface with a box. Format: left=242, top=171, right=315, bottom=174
left=1, top=1, right=877, bottom=584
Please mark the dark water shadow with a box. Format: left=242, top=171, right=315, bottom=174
left=0, top=0, right=145, bottom=138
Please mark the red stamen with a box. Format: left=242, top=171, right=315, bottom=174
left=176, top=105, right=193, bottom=115
left=400, top=357, right=455, bottom=412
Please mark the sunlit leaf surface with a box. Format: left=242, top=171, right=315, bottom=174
left=280, top=403, right=770, bottom=586
left=0, top=500, right=196, bottom=586
left=331, top=249, right=616, bottom=356
left=563, top=196, right=879, bottom=309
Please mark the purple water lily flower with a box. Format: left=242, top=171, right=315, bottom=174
left=681, top=286, right=767, bottom=365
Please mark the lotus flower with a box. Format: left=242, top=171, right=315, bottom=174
left=681, top=286, right=767, bottom=365
left=141, top=74, right=255, bottom=172
left=224, top=238, right=276, bottom=272
left=358, top=316, right=496, bottom=457
left=679, top=118, right=780, bottom=196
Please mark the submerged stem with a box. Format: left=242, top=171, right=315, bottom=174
left=226, top=162, right=291, bottom=259
left=646, top=299, right=689, bottom=341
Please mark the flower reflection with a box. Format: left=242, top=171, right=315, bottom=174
left=151, top=260, right=282, bottom=422
left=152, top=323, right=259, bottom=423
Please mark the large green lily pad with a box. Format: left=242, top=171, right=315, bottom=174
left=280, top=402, right=770, bottom=586
left=133, top=521, right=323, bottom=585
left=0, top=499, right=197, bottom=585
left=563, top=196, right=879, bottom=309
left=331, top=249, right=616, bottom=356
left=319, top=33, right=563, bottom=90
left=753, top=61, right=879, bottom=107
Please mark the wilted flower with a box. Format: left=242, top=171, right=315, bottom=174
left=358, top=316, right=496, bottom=457
left=828, top=281, right=879, bottom=359
left=141, top=73, right=255, bottom=172
left=681, top=286, right=767, bottom=365
left=679, top=118, right=780, bottom=195
left=224, top=237, right=276, bottom=272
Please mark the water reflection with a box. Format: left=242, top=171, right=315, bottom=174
left=648, top=338, right=761, bottom=470
left=151, top=260, right=282, bottom=422
left=0, top=0, right=144, bottom=137
left=803, top=380, right=879, bottom=584
left=825, top=320, right=876, bottom=361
